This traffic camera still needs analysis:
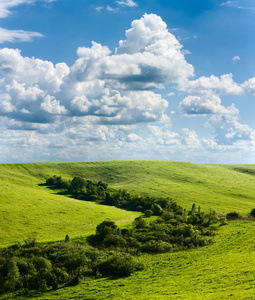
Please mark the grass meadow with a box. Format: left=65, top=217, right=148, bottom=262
left=0, top=160, right=255, bottom=299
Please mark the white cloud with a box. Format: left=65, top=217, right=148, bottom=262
left=179, top=73, right=244, bottom=96
left=106, top=5, right=119, bottom=12
left=232, top=55, right=240, bottom=63
left=95, top=6, right=103, bottom=12
left=181, top=128, right=202, bottom=148
left=221, top=1, right=233, bottom=7
left=0, top=48, right=69, bottom=92
left=70, top=13, right=194, bottom=91
left=126, top=133, right=141, bottom=142
left=116, top=0, right=138, bottom=7
left=220, top=1, right=255, bottom=10
left=0, top=0, right=56, bottom=18
left=40, top=95, right=67, bottom=114
left=242, top=77, right=255, bottom=93
left=0, top=13, right=255, bottom=163
left=207, top=112, right=255, bottom=145
left=179, top=93, right=238, bottom=115
left=0, top=93, right=15, bottom=113
left=0, top=27, right=43, bottom=43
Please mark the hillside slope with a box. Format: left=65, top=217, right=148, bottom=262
left=0, top=160, right=255, bottom=247
left=1, top=160, right=255, bottom=299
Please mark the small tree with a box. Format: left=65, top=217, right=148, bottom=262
left=70, top=177, right=86, bottom=193
left=250, top=208, right=255, bottom=217
left=65, top=235, right=70, bottom=242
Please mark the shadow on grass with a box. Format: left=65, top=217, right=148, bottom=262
left=37, top=183, right=141, bottom=213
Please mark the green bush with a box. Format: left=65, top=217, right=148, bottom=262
left=95, top=253, right=143, bottom=277
left=226, top=211, right=241, bottom=220
left=250, top=208, right=255, bottom=217
left=144, top=209, right=153, bottom=217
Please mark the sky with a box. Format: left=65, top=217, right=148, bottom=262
left=0, top=0, right=255, bottom=164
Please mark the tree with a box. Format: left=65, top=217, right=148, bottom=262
left=70, top=177, right=85, bottom=193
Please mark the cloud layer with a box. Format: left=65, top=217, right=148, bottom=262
left=0, top=13, right=255, bottom=163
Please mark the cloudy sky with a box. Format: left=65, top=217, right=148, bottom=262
left=0, top=0, right=255, bottom=164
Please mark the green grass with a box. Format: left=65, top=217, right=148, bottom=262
left=1, top=160, right=255, bottom=299
left=0, top=162, right=141, bottom=247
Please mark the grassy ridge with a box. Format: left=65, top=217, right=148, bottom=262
left=2, top=160, right=255, bottom=209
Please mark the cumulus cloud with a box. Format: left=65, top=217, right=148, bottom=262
left=207, top=113, right=255, bottom=145
left=1, top=13, right=255, bottom=163
left=242, top=77, right=255, bottom=93
left=179, top=93, right=237, bottom=115
left=0, top=14, right=196, bottom=128
left=179, top=73, right=244, bottom=96
left=115, top=14, right=194, bottom=86
left=0, top=48, right=69, bottom=123
left=0, top=48, right=69, bottom=92
left=148, top=124, right=180, bottom=146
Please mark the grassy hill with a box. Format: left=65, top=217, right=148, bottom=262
left=0, top=160, right=255, bottom=299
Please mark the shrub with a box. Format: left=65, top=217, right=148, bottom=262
left=95, top=253, right=143, bottom=277
left=32, top=257, right=52, bottom=272
left=250, top=208, right=255, bottom=217
left=144, top=209, right=153, bottom=217
left=102, top=234, right=127, bottom=248
left=226, top=211, right=241, bottom=220
left=219, top=217, right=227, bottom=226
left=133, top=217, right=146, bottom=229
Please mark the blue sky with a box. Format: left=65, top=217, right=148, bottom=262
left=0, top=0, right=255, bottom=163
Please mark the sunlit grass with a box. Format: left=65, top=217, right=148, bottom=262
left=1, top=160, right=255, bottom=299
left=8, top=220, right=255, bottom=300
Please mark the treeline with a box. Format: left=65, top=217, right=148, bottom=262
left=46, top=175, right=185, bottom=215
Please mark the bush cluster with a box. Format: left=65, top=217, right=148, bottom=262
left=0, top=238, right=142, bottom=295
left=87, top=209, right=217, bottom=254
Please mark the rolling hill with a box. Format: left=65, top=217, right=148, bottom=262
left=0, top=160, right=255, bottom=299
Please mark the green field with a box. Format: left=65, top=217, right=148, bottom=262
left=1, top=160, right=255, bottom=299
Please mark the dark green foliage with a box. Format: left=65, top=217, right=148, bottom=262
left=46, top=176, right=70, bottom=189
left=45, top=176, right=182, bottom=216
left=144, top=209, right=153, bottom=217
left=0, top=237, right=142, bottom=295
left=95, top=252, right=143, bottom=277
left=64, top=235, right=70, bottom=242
left=226, top=211, right=241, bottom=220
left=250, top=208, right=255, bottom=217
left=70, top=177, right=86, bottom=194
left=87, top=205, right=217, bottom=255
